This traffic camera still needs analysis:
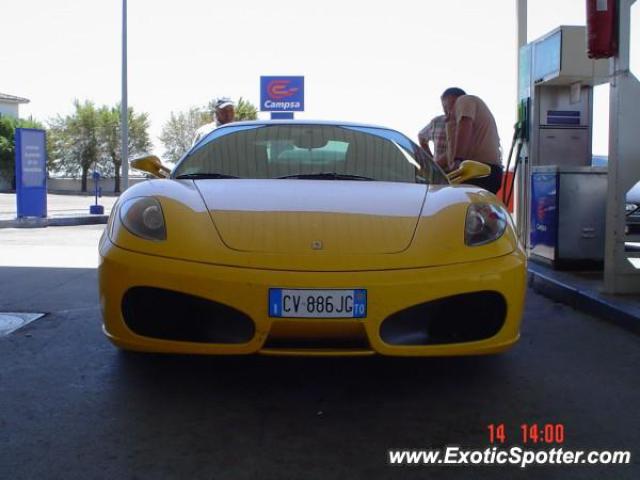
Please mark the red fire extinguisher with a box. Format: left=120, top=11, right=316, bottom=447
left=586, top=0, right=618, bottom=58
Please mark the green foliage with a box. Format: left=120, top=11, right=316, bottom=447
left=0, top=115, right=44, bottom=190
left=159, top=107, right=210, bottom=163
left=160, top=97, right=258, bottom=163
left=47, top=100, right=99, bottom=191
left=96, top=104, right=152, bottom=192
left=234, top=97, right=258, bottom=121
left=48, top=100, right=151, bottom=192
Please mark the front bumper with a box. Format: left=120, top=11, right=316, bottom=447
left=98, top=238, right=526, bottom=356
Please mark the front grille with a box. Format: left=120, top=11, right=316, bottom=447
left=122, top=287, right=255, bottom=343
left=263, top=336, right=371, bottom=350
left=263, top=320, right=370, bottom=350
left=380, top=291, right=506, bottom=346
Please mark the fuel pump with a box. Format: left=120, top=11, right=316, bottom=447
left=502, top=99, right=529, bottom=207
left=516, top=25, right=610, bottom=268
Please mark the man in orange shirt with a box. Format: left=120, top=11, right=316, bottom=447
left=441, top=87, right=503, bottom=193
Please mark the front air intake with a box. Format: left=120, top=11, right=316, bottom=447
left=380, top=291, right=506, bottom=346
left=122, top=287, right=255, bottom=343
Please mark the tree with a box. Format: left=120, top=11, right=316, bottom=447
left=236, top=97, right=258, bottom=121
left=48, top=100, right=99, bottom=192
left=159, top=107, right=209, bottom=163
left=159, top=97, right=258, bottom=163
left=0, top=115, right=44, bottom=190
left=48, top=100, right=152, bottom=193
left=97, top=105, right=151, bottom=193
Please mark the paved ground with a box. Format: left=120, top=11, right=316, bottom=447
left=0, top=193, right=117, bottom=221
left=0, top=225, right=102, bottom=268
left=1, top=226, right=639, bottom=479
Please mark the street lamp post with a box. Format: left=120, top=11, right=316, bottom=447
left=515, top=0, right=527, bottom=241
left=121, top=0, right=129, bottom=191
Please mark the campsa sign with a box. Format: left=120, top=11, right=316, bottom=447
left=260, top=76, right=304, bottom=112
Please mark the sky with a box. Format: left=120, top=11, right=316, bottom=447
left=2, top=0, right=638, bottom=160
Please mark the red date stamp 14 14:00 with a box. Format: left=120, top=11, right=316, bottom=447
left=488, top=423, right=565, bottom=445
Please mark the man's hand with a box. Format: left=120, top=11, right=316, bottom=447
left=436, top=156, right=450, bottom=172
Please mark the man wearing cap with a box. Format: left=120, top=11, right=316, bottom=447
left=192, top=97, right=236, bottom=145
left=441, top=87, right=503, bottom=193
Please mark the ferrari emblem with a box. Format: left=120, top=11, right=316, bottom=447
left=311, top=240, right=323, bottom=250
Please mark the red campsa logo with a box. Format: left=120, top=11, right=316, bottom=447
left=267, top=80, right=299, bottom=99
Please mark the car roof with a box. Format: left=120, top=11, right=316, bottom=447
left=215, top=119, right=396, bottom=131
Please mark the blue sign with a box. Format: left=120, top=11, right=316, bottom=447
left=530, top=173, right=558, bottom=259
left=15, top=128, right=47, bottom=218
left=270, top=112, right=294, bottom=120
left=260, top=76, right=304, bottom=112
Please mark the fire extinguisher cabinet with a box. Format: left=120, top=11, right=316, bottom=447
left=586, top=0, right=618, bottom=59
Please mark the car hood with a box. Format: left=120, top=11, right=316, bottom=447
left=109, top=180, right=519, bottom=271
left=627, top=181, right=640, bottom=204
left=194, top=179, right=427, bottom=254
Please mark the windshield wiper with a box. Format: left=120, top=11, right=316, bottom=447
left=277, top=172, right=375, bottom=181
left=175, top=173, right=239, bottom=179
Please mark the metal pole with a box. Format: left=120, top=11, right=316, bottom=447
left=121, top=0, right=129, bottom=191
left=604, top=0, right=640, bottom=293
left=515, top=0, right=527, bottom=242
left=516, top=0, right=527, bottom=50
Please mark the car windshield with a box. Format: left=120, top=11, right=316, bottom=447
left=173, top=124, right=448, bottom=184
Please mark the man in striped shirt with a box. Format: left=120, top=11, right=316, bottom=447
left=418, top=114, right=452, bottom=172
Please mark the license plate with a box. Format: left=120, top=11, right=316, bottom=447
left=268, top=289, right=367, bottom=318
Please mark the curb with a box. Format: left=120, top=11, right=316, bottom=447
left=0, top=215, right=108, bottom=229
left=528, top=266, right=640, bottom=336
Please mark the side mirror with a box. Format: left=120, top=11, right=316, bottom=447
left=447, top=160, right=491, bottom=184
left=130, top=155, right=171, bottom=179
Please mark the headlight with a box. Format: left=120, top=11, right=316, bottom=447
left=119, top=197, right=167, bottom=241
left=465, top=203, right=507, bottom=246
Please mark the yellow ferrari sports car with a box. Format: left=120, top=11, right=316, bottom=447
left=98, top=120, right=526, bottom=356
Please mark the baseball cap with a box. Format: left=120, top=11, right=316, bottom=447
left=215, top=97, right=234, bottom=110
left=441, top=87, right=466, bottom=98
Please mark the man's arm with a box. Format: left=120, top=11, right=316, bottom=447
left=418, top=124, right=433, bottom=156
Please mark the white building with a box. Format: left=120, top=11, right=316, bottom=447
left=0, top=92, right=30, bottom=118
